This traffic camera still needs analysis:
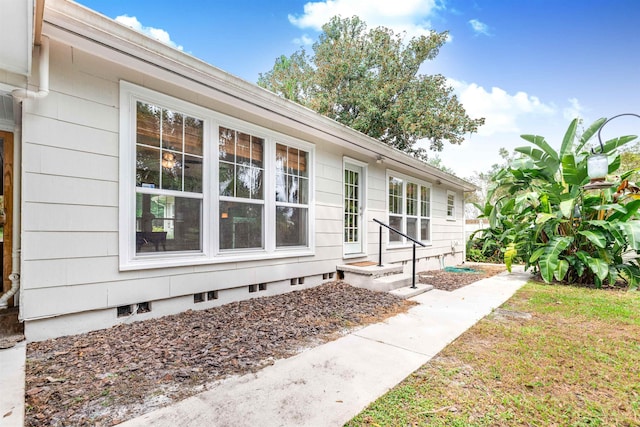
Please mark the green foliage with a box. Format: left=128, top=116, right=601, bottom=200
left=469, top=118, right=640, bottom=288
left=258, top=16, right=484, bottom=159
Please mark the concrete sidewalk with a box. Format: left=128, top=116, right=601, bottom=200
left=121, top=268, right=530, bottom=427
left=0, top=340, right=26, bottom=427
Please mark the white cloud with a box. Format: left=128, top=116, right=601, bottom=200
left=115, top=15, right=183, bottom=51
left=468, top=18, right=490, bottom=36
left=293, top=34, right=315, bottom=46
left=447, top=79, right=556, bottom=136
left=288, top=0, right=442, bottom=39
left=563, top=97, right=585, bottom=121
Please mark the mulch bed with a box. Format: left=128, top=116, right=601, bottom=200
left=25, top=265, right=507, bottom=426
left=25, top=282, right=414, bottom=426
left=419, top=264, right=507, bottom=291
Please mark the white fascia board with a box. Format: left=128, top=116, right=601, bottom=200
left=0, top=0, right=34, bottom=76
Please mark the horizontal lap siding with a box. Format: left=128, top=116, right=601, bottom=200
left=19, top=39, right=347, bottom=320
left=20, top=38, right=466, bottom=324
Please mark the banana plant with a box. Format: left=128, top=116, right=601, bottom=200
left=470, top=117, right=640, bottom=288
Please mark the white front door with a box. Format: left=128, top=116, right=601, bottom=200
left=344, top=162, right=365, bottom=255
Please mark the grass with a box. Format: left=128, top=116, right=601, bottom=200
left=346, top=282, right=640, bottom=427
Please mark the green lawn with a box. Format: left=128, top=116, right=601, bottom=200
left=346, top=282, right=640, bottom=426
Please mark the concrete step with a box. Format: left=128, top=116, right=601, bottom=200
left=389, top=284, right=434, bottom=299
left=372, top=272, right=416, bottom=291
left=337, top=263, right=404, bottom=289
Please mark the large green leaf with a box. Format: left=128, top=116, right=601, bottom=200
left=589, top=257, right=610, bottom=282
left=504, top=243, right=517, bottom=273
left=520, top=134, right=560, bottom=162
left=601, top=135, right=638, bottom=154
left=515, top=146, right=546, bottom=162
left=578, top=230, right=607, bottom=248
left=554, top=259, right=569, bottom=282
left=559, top=118, right=578, bottom=158
left=538, top=236, right=572, bottom=283
left=575, top=118, right=606, bottom=153
left=559, top=199, right=575, bottom=219
left=575, top=250, right=609, bottom=282
left=618, top=264, right=640, bottom=289
left=561, top=154, right=587, bottom=186
left=618, top=221, right=640, bottom=250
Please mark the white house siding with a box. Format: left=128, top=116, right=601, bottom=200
left=17, top=12, right=469, bottom=341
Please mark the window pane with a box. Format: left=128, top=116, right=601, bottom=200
left=136, top=194, right=201, bottom=253
left=219, top=127, right=235, bottom=161
left=161, top=151, right=183, bottom=191
left=407, top=183, right=418, bottom=216
left=236, top=166, right=251, bottom=199
left=136, top=102, right=160, bottom=148
left=421, top=218, right=430, bottom=241
left=184, top=116, right=203, bottom=156
left=275, top=143, right=309, bottom=203
left=137, top=102, right=202, bottom=195
left=219, top=201, right=263, bottom=250
left=219, top=162, right=234, bottom=196
left=389, top=177, right=403, bottom=215
left=298, top=150, right=308, bottom=178
left=276, top=207, right=308, bottom=247
left=298, top=177, right=308, bottom=204
left=421, top=186, right=431, bottom=217
left=162, top=109, right=183, bottom=152
left=236, top=132, right=252, bottom=166
left=184, top=154, right=203, bottom=193
left=447, top=194, right=455, bottom=217
left=389, top=215, right=402, bottom=242
left=407, top=217, right=418, bottom=240
left=252, top=136, right=264, bottom=168
left=136, top=146, right=160, bottom=188
left=287, top=175, right=299, bottom=204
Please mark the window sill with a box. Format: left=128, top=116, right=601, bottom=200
left=120, top=248, right=315, bottom=271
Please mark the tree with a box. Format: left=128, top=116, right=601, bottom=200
left=258, top=16, right=484, bottom=159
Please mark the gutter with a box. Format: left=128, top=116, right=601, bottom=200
left=0, top=36, right=50, bottom=309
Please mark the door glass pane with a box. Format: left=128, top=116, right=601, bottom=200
left=344, top=168, right=360, bottom=244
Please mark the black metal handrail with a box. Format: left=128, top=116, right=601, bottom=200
left=373, top=218, right=426, bottom=289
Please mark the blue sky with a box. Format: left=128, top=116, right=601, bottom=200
left=76, top=0, right=640, bottom=177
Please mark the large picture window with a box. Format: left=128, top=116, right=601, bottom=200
left=387, top=173, right=431, bottom=245
left=120, top=82, right=314, bottom=269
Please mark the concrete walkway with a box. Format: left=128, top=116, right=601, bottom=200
left=120, top=268, right=530, bottom=427
left=0, top=340, right=26, bottom=427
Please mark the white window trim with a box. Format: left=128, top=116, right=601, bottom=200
left=342, top=157, right=368, bottom=259
left=385, top=169, right=432, bottom=248
left=119, top=81, right=315, bottom=270
left=447, top=190, right=457, bottom=221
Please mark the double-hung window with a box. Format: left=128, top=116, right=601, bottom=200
left=218, top=127, right=264, bottom=250
left=120, top=82, right=314, bottom=269
left=275, top=144, right=309, bottom=247
left=135, top=101, right=204, bottom=254
left=387, top=172, right=431, bottom=245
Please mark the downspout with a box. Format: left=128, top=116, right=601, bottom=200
left=0, top=36, right=50, bottom=309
